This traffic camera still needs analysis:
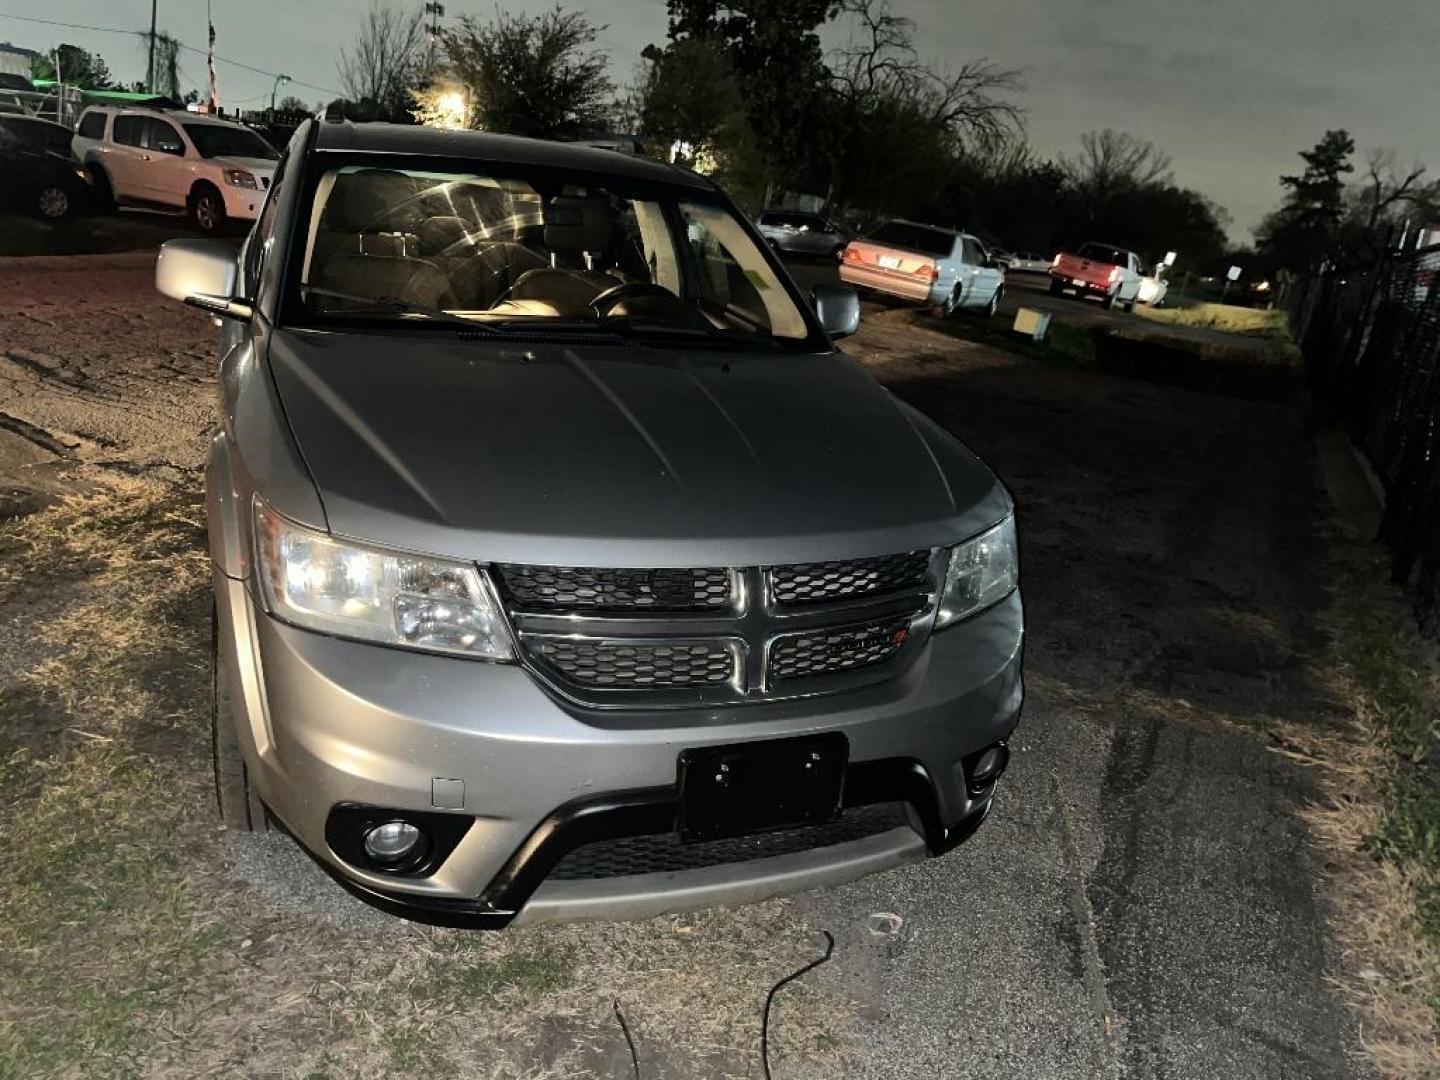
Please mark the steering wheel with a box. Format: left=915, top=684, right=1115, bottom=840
left=590, top=281, right=677, bottom=317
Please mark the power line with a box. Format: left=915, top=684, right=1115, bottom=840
left=0, top=10, right=341, bottom=97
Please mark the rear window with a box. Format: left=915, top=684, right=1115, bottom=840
left=77, top=111, right=106, bottom=140
left=1078, top=243, right=1128, bottom=266
left=0, top=118, right=71, bottom=152
left=866, top=221, right=955, bottom=257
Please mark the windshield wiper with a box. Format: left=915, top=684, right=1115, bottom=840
left=299, top=284, right=506, bottom=335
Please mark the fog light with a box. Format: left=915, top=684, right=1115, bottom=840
left=971, top=748, right=1005, bottom=784
left=362, top=820, right=425, bottom=864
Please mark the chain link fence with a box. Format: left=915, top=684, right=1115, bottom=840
left=1291, top=242, right=1440, bottom=636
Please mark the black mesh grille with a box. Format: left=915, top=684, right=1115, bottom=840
left=768, top=550, right=930, bottom=605
left=497, top=565, right=732, bottom=612
left=549, top=803, right=912, bottom=880
left=769, top=620, right=911, bottom=681
left=533, top=639, right=734, bottom=688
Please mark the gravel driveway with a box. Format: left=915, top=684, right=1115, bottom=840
left=0, top=253, right=1369, bottom=1078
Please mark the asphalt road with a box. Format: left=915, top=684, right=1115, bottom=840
left=0, top=253, right=1370, bottom=1078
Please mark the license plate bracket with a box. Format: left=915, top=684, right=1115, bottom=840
left=677, top=733, right=848, bottom=843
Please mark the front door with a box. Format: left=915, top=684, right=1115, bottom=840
left=105, top=113, right=150, bottom=202
left=142, top=117, right=192, bottom=209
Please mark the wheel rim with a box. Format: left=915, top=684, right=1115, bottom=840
left=196, top=195, right=219, bottom=230
left=38, top=187, right=67, bottom=219
left=988, top=291, right=999, bottom=316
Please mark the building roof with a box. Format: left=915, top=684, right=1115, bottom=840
left=313, top=122, right=711, bottom=190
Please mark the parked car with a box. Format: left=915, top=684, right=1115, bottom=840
left=840, top=219, right=1006, bottom=317
left=1048, top=242, right=1145, bottom=310
left=72, top=105, right=279, bottom=232
left=1002, top=251, right=1054, bottom=274
left=153, top=120, right=1022, bottom=927
left=755, top=209, right=851, bottom=257
left=0, top=114, right=93, bottom=220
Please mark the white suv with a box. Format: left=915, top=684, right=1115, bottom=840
left=72, top=106, right=278, bottom=233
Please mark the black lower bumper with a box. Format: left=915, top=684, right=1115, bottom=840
left=290, top=755, right=1001, bottom=929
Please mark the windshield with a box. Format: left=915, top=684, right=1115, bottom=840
left=1078, top=243, right=1128, bottom=265
left=183, top=123, right=278, bottom=160
left=292, top=162, right=809, bottom=341
left=866, top=221, right=954, bottom=256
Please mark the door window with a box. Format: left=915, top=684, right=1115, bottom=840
left=77, top=110, right=106, bottom=140
left=146, top=119, right=185, bottom=156
left=243, top=151, right=290, bottom=294
left=113, top=115, right=145, bottom=147
left=962, top=237, right=984, bottom=265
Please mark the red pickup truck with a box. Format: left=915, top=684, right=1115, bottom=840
left=1048, top=242, right=1144, bottom=311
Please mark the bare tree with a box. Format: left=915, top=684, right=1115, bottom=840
left=830, top=0, right=1022, bottom=151
left=1062, top=129, right=1173, bottom=203
left=1356, top=149, right=1436, bottom=233
left=338, top=1, right=427, bottom=121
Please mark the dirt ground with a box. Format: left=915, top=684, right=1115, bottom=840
left=0, top=253, right=1404, bottom=1077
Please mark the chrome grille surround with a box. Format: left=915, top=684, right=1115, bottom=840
left=501, top=551, right=943, bottom=709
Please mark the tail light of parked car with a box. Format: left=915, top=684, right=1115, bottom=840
left=842, top=245, right=863, bottom=264
left=915, top=263, right=938, bottom=282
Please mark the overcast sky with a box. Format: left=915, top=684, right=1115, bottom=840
left=5, top=0, right=1437, bottom=239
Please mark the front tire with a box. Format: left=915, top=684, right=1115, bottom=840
left=212, top=601, right=266, bottom=831
left=985, top=287, right=1002, bottom=318
left=35, top=184, right=70, bottom=220
left=1103, top=287, right=1119, bottom=310
left=190, top=184, right=226, bottom=235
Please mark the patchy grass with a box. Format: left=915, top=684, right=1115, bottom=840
left=0, top=481, right=855, bottom=1079
left=1133, top=301, right=1289, bottom=338
left=1265, top=529, right=1440, bottom=1074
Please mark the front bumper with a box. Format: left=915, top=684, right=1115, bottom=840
left=220, top=182, right=267, bottom=221
left=217, top=572, right=1023, bottom=925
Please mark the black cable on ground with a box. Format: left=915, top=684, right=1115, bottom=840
left=761, top=930, right=836, bottom=1080
left=613, top=999, right=640, bottom=1079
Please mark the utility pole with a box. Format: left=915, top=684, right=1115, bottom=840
left=424, top=2, right=445, bottom=72
left=146, top=0, right=157, bottom=93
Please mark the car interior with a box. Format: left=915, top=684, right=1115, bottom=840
left=300, top=166, right=803, bottom=337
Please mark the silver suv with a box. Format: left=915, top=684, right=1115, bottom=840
left=155, top=120, right=1023, bottom=927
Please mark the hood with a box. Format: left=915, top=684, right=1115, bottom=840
left=214, top=155, right=276, bottom=175
left=267, top=330, right=1010, bottom=566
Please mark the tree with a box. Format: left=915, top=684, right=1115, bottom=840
left=276, top=95, right=310, bottom=114
left=30, top=44, right=113, bottom=88
left=660, top=0, right=837, bottom=192
left=149, top=32, right=181, bottom=101
left=440, top=8, right=613, bottom=139
left=830, top=0, right=1020, bottom=154
left=1061, top=130, right=1173, bottom=212
left=822, top=0, right=1021, bottom=217
left=1257, top=129, right=1355, bottom=271
left=338, top=1, right=427, bottom=122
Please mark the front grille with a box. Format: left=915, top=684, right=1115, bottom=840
left=501, top=552, right=934, bottom=704
left=769, top=619, right=911, bottom=682
left=768, top=550, right=930, bottom=605
left=533, top=638, right=735, bottom=689
left=549, top=802, right=912, bottom=880
left=497, top=565, right=732, bottom=612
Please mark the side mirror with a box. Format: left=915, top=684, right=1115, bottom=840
left=156, top=239, right=252, bottom=320
left=812, top=283, right=860, bottom=339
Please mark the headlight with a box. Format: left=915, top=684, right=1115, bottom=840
left=936, top=515, right=1018, bottom=628
left=223, top=168, right=257, bottom=188
left=254, top=501, right=513, bottom=660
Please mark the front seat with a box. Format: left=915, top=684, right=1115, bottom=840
left=505, top=197, right=622, bottom=315
left=316, top=253, right=455, bottom=312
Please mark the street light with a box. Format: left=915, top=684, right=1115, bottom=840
left=271, top=73, right=291, bottom=112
